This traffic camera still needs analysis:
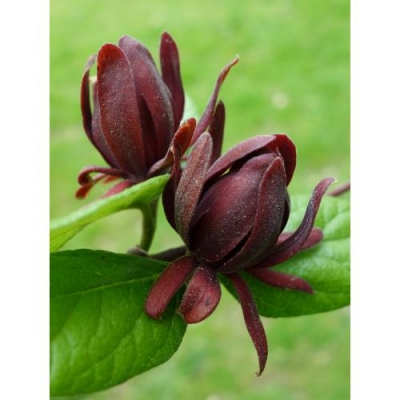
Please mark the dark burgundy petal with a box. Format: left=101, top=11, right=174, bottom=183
left=219, top=157, right=288, bottom=273
left=75, top=166, right=128, bottom=199
left=80, top=54, right=96, bottom=139
left=160, top=119, right=197, bottom=231
left=90, top=82, right=120, bottom=168
left=280, top=191, right=291, bottom=232
left=160, top=32, right=185, bottom=128
left=148, top=118, right=196, bottom=177
left=75, top=174, right=109, bottom=199
left=205, top=135, right=278, bottom=183
left=277, top=227, right=323, bottom=250
left=269, top=134, right=296, bottom=185
left=162, top=146, right=183, bottom=231
left=247, top=268, right=314, bottom=294
left=191, top=153, right=276, bottom=264
left=253, top=177, right=335, bottom=269
left=205, top=134, right=296, bottom=186
left=226, top=273, right=268, bottom=376
left=191, top=56, right=239, bottom=144
left=179, top=265, right=221, bottom=323
left=145, top=256, right=198, bottom=320
left=77, top=165, right=127, bottom=186
left=208, top=101, right=225, bottom=163
left=97, top=43, right=147, bottom=178
left=175, top=133, right=213, bottom=245
left=118, top=36, right=175, bottom=164
left=80, top=56, right=120, bottom=169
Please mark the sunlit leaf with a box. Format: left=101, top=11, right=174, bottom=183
left=50, top=175, right=169, bottom=252
left=50, top=250, right=185, bottom=396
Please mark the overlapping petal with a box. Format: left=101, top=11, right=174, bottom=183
left=251, top=177, right=335, bottom=270
left=97, top=43, right=147, bottom=178
left=150, top=131, right=333, bottom=376
left=174, top=133, right=214, bottom=245
left=77, top=32, right=237, bottom=200
left=218, top=156, right=288, bottom=273
left=145, top=256, right=197, bottom=320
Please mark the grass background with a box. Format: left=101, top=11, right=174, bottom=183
left=50, top=0, right=350, bottom=398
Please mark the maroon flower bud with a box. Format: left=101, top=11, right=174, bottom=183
left=76, top=32, right=238, bottom=199
left=145, top=132, right=334, bottom=375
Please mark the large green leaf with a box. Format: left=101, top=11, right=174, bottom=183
left=50, top=250, right=186, bottom=396
left=221, top=194, right=350, bottom=317
left=50, top=175, right=169, bottom=252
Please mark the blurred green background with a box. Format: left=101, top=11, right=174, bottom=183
left=50, top=0, right=350, bottom=398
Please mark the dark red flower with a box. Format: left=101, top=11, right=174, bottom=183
left=76, top=32, right=238, bottom=198
left=145, top=132, right=334, bottom=375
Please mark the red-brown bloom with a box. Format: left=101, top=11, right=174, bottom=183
left=145, top=132, right=334, bottom=375
left=76, top=32, right=238, bottom=199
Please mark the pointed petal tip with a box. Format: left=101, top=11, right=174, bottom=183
left=161, top=31, right=174, bottom=42
left=227, top=273, right=268, bottom=379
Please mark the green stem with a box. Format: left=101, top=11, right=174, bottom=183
left=139, top=199, right=158, bottom=252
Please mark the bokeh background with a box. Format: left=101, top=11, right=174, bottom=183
left=50, top=0, right=350, bottom=398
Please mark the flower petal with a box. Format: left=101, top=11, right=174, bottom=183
left=145, top=256, right=197, bottom=320
left=277, top=227, right=323, bottom=250
left=179, top=265, right=221, bottom=323
left=253, top=177, right=335, bottom=269
left=208, top=101, right=226, bottom=163
left=160, top=119, right=197, bottom=230
left=205, top=134, right=296, bottom=185
left=80, top=54, right=96, bottom=139
left=191, top=153, right=277, bottom=264
left=247, top=268, right=314, bottom=294
left=75, top=166, right=128, bottom=199
left=97, top=43, right=148, bottom=178
left=219, top=157, right=288, bottom=273
left=226, top=273, right=268, bottom=376
left=90, top=81, right=121, bottom=168
left=272, top=134, right=297, bottom=185
left=175, top=133, right=213, bottom=245
left=148, top=118, right=196, bottom=177
left=118, top=36, right=175, bottom=165
left=160, top=32, right=185, bottom=128
left=80, top=55, right=121, bottom=169
left=77, top=165, right=127, bottom=186
left=191, top=56, right=239, bottom=144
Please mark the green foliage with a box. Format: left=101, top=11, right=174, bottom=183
left=50, top=250, right=186, bottom=396
left=50, top=175, right=168, bottom=252
left=50, top=194, right=349, bottom=396
left=222, top=194, right=350, bottom=317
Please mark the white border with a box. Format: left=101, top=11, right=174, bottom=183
left=1, top=0, right=49, bottom=397
left=351, top=1, right=400, bottom=398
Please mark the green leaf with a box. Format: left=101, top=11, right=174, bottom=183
left=50, top=250, right=186, bottom=396
left=50, top=175, right=169, bottom=252
left=221, top=194, right=350, bottom=317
